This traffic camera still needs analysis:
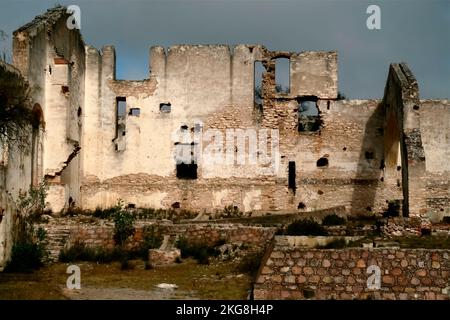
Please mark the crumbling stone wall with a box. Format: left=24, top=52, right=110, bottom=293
left=381, top=63, right=427, bottom=217
left=79, top=42, right=401, bottom=215
left=254, top=236, right=450, bottom=300
left=12, top=6, right=86, bottom=212
left=4, top=6, right=449, bottom=220
left=40, top=219, right=276, bottom=261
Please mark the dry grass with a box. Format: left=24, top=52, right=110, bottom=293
left=0, top=259, right=252, bottom=300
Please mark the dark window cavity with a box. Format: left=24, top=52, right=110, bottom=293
left=288, top=161, right=296, bottom=192
left=176, top=163, right=198, bottom=179
left=129, top=108, right=140, bottom=116
left=298, top=97, right=321, bottom=132
left=160, top=102, right=171, bottom=113
left=316, top=157, right=329, bottom=167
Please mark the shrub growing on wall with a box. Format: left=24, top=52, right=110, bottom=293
left=6, top=182, right=49, bottom=272
left=111, top=200, right=136, bottom=269
left=175, top=236, right=219, bottom=265
left=112, top=200, right=136, bottom=247
left=286, top=218, right=328, bottom=236
left=322, top=213, right=346, bottom=226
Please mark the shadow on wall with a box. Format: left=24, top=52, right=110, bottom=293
left=350, top=103, right=384, bottom=215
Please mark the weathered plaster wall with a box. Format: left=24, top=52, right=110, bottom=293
left=420, top=99, right=450, bottom=217
left=5, top=6, right=450, bottom=219
left=79, top=44, right=393, bottom=214
left=381, top=63, right=427, bottom=217
left=13, top=7, right=85, bottom=213
left=0, top=61, right=34, bottom=270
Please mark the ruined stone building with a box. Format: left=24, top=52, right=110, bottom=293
left=0, top=6, right=449, bottom=269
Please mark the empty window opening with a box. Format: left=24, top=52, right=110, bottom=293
left=129, top=108, right=140, bottom=116
left=194, top=122, right=203, bottom=133
left=114, top=97, right=126, bottom=151
left=175, top=140, right=199, bottom=172
left=77, top=107, right=82, bottom=117
left=254, top=61, right=265, bottom=114
left=127, top=203, right=136, bottom=209
left=176, top=163, right=197, bottom=179
left=298, top=202, right=306, bottom=209
left=288, top=161, right=296, bottom=192
left=61, top=86, right=69, bottom=94
left=298, top=97, right=321, bottom=132
left=160, top=102, right=171, bottom=113
left=172, top=202, right=181, bottom=209
left=180, top=124, right=188, bottom=131
left=117, top=97, right=126, bottom=118
left=317, top=190, right=324, bottom=195
left=275, top=58, right=290, bottom=94
left=316, top=157, right=329, bottom=167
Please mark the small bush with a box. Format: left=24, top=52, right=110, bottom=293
left=175, top=237, right=219, bottom=265
left=136, top=225, right=163, bottom=260
left=6, top=181, right=49, bottom=272
left=59, top=241, right=124, bottom=263
left=222, top=205, right=242, bottom=218
left=317, top=238, right=347, bottom=249
left=93, top=207, right=118, bottom=219
left=286, top=218, right=328, bottom=236
left=64, top=206, right=85, bottom=217
left=137, top=207, right=198, bottom=222
left=6, top=242, right=45, bottom=272
left=113, top=200, right=136, bottom=247
left=322, top=213, right=346, bottom=226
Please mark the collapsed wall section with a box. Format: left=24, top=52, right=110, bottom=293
left=79, top=46, right=405, bottom=215
left=0, top=61, right=35, bottom=270
left=12, top=6, right=86, bottom=213
left=382, top=63, right=426, bottom=217
left=81, top=46, right=385, bottom=214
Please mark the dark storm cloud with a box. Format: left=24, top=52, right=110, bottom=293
left=0, top=0, right=449, bottom=98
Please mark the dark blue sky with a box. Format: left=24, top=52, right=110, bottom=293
left=0, top=0, right=449, bottom=99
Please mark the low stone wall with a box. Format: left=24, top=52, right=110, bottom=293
left=253, top=236, right=450, bottom=300
left=156, top=224, right=276, bottom=247
left=40, top=218, right=276, bottom=261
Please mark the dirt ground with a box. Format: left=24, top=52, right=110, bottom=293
left=0, top=259, right=253, bottom=300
